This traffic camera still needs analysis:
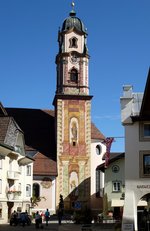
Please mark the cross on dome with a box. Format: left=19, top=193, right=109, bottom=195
left=71, top=1, right=75, bottom=10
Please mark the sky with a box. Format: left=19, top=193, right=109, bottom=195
left=0, top=0, right=150, bottom=152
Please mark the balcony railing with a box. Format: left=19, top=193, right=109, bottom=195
left=7, top=191, right=21, bottom=200
left=7, top=171, right=20, bottom=180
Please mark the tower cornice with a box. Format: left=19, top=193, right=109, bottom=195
left=55, top=52, right=90, bottom=64
left=53, top=94, right=93, bottom=106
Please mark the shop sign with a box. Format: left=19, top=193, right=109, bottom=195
left=123, top=223, right=133, bottom=231
left=137, top=185, right=150, bottom=189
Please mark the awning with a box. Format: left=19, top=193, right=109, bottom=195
left=111, top=199, right=124, bottom=207
left=18, top=156, right=34, bottom=166
left=137, top=200, right=147, bottom=206
left=111, top=199, right=147, bottom=207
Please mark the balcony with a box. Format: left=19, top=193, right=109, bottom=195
left=7, top=171, right=20, bottom=180
left=7, top=191, right=21, bottom=201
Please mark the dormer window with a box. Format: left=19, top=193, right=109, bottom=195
left=69, top=37, right=78, bottom=48
left=70, top=68, right=78, bottom=83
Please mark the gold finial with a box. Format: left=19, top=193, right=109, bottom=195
left=71, top=1, right=75, bottom=10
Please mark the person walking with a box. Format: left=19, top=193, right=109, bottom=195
left=44, top=208, right=50, bottom=226
left=35, top=211, right=41, bottom=229
left=57, top=208, right=63, bottom=225
left=12, top=210, right=18, bottom=226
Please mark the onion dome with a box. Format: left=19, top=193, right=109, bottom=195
left=61, top=2, right=87, bottom=34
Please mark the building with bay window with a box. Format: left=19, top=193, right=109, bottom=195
left=0, top=103, right=33, bottom=223
left=120, top=69, right=150, bottom=231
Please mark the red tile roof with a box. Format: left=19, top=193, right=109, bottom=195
left=33, top=152, right=57, bottom=176
left=91, top=122, right=105, bottom=140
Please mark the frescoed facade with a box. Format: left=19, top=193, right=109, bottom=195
left=53, top=3, right=106, bottom=211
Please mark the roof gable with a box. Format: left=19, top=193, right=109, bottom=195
left=33, top=152, right=57, bottom=176
left=97, top=152, right=125, bottom=172
left=91, top=122, right=105, bottom=140
left=0, top=102, right=8, bottom=116
left=140, top=68, right=150, bottom=119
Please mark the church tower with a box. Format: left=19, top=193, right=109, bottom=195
left=53, top=2, right=93, bottom=210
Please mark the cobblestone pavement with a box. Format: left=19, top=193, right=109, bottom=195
left=0, top=222, right=115, bottom=231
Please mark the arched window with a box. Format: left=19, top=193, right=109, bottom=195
left=96, top=145, right=102, bottom=155
left=33, top=183, right=40, bottom=198
left=26, top=184, right=31, bottom=197
left=70, top=68, right=78, bottom=83
left=69, top=37, right=78, bottom=48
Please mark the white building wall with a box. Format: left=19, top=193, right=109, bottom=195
left=0, top=153, right=33, bottom=224
left=123, top=123, right=150, bottom=230
left=91, top=141, right=106, bottom=196
left=121, top=85, right=150, bottom=231
left=31, top=177, right=56, bottom=215
left=65, top=32, right=84, bottom=53
left=90, top=140, right=106, bottom=214
left=105, top=158, right=125, bottom=209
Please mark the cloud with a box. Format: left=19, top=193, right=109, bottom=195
left=93, top=114, right=120, bottom=121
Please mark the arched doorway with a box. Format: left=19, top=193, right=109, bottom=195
left=7, top=202, right=14, bottom=221
left=33, top=183, right=40, bottom=198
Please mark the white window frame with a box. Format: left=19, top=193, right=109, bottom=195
left=139, top=151, right=150, bottom=177
left=26, top=165, right=31, bottom=176
left=18, top=183, right=21, bottom=191
left=112, top=181, right=121, bottom=192
left=26, top=184, right=31, bottom=197
left=144, top=123, right=150, bottom=137
left=140, top=122, right=150, bottom=141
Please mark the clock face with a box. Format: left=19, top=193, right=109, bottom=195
left=112, top=165, right=120, bottom=173
left=70, top=54, right=78, bottom=64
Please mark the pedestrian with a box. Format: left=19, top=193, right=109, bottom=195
left=20, top=212, right=26, bottom=227
left=12, top=210, right=18, bottom=226
left=44, top=208, right=50, bottom=226
left=57, top=208, right=63, bottom=225
left=39, top=210, right=44, bottom=222
left=35, top=211, right=41, bottom=229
